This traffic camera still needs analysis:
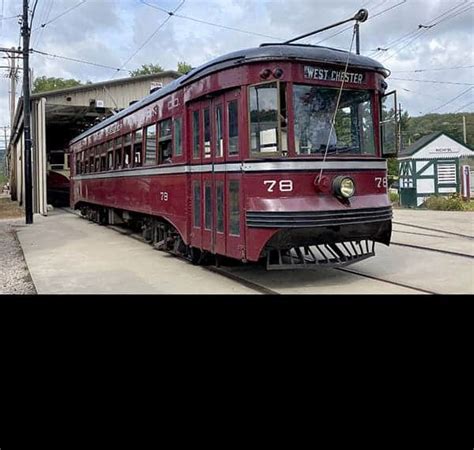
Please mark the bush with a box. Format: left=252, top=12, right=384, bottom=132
left=423, top=193, right=466, bottom=211
left=389, top=192, right=399, bottom=204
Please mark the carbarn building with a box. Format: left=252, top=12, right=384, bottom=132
left=7, top=71, right=181, bottom=214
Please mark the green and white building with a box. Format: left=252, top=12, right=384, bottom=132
left=398, top=132, right=474, bottom=207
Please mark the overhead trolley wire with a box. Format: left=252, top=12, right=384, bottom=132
left=379, top=2, right=473, bottom=62
left=140, top=0, right=283, bottom=40
left=370, top=1, right=469, bottom=58
left=114, top=0, right=186, bottom=78
left=310, top=0, right=407, bottom=46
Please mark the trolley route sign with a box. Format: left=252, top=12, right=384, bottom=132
left=304, top=65, right=365, bottom=84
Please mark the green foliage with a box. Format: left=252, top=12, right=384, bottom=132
left=401, top=113, right=473, bottom=149
left=389, top=191, right=399, bottom=204
left=387, top=157, right=399, bottom=181
left=129, top=63, right=164, bottom=77
left=0, top=173, right=7, bottom=187
left=423, top=193, right=466, bottom=211
left=177, top=61, right=192, bottom=74
left=32, top=76, right=82, bottom=94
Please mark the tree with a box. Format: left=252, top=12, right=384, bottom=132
left=177, top=61, right=192, bottom=75
left=32, top=76, right=82, bottom=94
left=129, top=63, right=164, bottom=77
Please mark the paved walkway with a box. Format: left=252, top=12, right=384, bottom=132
left=16, top=209, right=256, bottom=295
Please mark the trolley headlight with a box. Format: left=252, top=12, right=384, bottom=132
left=333, top=176, right=355, bottom=199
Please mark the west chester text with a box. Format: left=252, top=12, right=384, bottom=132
left=304, top=66, right=365, bottom=84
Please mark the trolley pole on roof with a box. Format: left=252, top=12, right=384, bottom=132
left=355, top=22, right=360, bottom=54
left=22, top=0, right=33, bottom=224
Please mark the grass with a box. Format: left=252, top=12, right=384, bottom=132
left=464, top=200, right=474, bottom=211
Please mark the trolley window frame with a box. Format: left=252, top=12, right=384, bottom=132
left=248, top=80, right=288, bottom=158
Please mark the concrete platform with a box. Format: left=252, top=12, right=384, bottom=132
left=13, top=208, right=474, bottom=295
left=15, top=210, right=256, bottom=295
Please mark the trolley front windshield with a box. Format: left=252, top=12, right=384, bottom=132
left=293, top=84, right=375, bottom=156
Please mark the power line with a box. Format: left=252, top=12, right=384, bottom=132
left=116, top=0, right=186, bottom=77
left=425, top=87, right=473, bottom=114
left=32, top=0, right=86, bottom=32
left=31, top=48, right=129, bottom=72
left=390, top=77, right=474, bottom=86
left=370, top=1, right=468, bottom=59
left=310, top=0, right=408, bottom=46
left=394, top=65, right=474, bottom=73
left=380, top=2, right=473, bottom=62
left=32, top=0, right=54, bottom=49
left=140, top=0, right=283, bottom=41
left=453, top=101, right=474, bottom=113
left=0, top=14, right=21, bottom=20
left=29, top=0, right=38, bottom=28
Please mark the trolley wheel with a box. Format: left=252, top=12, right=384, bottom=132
left=189, top=246, right=202, bottom=265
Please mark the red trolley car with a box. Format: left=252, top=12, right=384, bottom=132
left=69, top=24, right=398, bottom=269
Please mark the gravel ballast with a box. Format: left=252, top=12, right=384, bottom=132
left=0, top=219, right=37, bottom=295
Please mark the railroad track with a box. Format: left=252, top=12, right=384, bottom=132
left=98, top=219, right=434, bottom=296
left=393, top=221, right=474, bottom=240
left=392, top=221, right=474, bottom=259
left=64, top=208, right=468, bottom=296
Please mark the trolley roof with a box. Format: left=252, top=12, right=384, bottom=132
left=71, top=44, right=388, bottom=145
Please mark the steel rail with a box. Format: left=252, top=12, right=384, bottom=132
left=393, top=221, right=474, bottom=240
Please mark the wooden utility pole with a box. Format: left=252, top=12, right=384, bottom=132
left=10, top=47, right=16, bottom=128
left=463, top=115, right=467, bottom=144
left=22, top=0, right=33, bottom=224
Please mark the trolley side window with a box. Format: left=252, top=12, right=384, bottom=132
left=123, top=133, right=132, bottom=168
left=158, top=119, right=172, bottom=164
left=193, top=182, right=201, bottom=228
left=215, top=105, right=223, bottom=158
left=89, top=149, right=95, bottom=173
left=228, top=100, right=239, bottom=156
left=229, top=180, right=240, bottom=236
left=107, top=141, right=114, bottom=170
left=204, top=108, right=211, bottom=158
left=114, top=137, right=122, bottom=170
left=193, top=110, right=200, bottom=159
left=250, top=82, right=279, bottom=155
left=145, top=125, right=157, bottom=165
left=100, top=152, right=107, bottom=172
left=173, top=117, right=182, bottom=157
left=216, top=182, right=224, bottom=233
left=204, top=183, right=212, bottom=230
left=133, top=129, right=143, bottom=167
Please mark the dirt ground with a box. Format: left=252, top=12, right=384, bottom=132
left=0, top=195, right=25, bottom=220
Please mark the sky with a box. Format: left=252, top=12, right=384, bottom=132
left=0, top=0, right=473, bottom=140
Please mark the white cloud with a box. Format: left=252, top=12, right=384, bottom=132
left=0, top=0, right=473, bottom=133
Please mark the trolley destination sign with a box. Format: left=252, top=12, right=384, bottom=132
left=304, top=65, right=365, bottom=84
